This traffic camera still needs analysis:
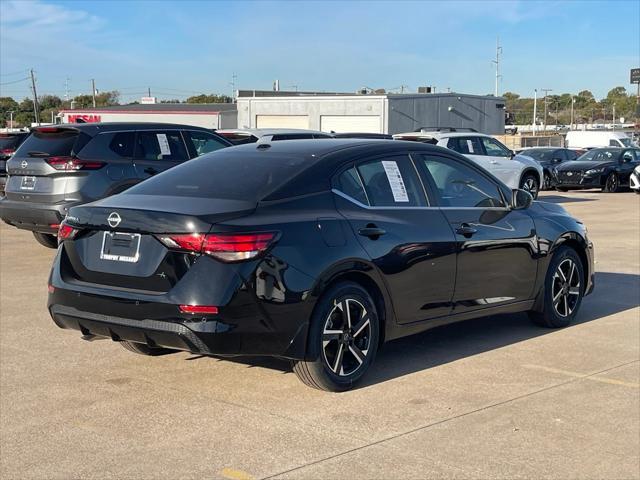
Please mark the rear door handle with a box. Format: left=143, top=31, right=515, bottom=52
left=455, top=223, right=477, bottom=237
left=358, top=226, right=386, bottom=238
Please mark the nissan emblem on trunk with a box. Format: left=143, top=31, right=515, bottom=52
left=21, top=160, right=28, bottom=169
left=107, top=212, right=121, bottom=228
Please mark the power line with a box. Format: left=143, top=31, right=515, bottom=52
left=0, top=77, right=30, bottom=86
left=0, top=69, right=30, bottom=77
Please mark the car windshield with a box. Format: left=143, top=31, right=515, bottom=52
left=522, top=149, right=555, bottom=161
left=578, top=149, right=620, bottom=162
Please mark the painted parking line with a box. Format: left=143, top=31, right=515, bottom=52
left=219, top=467, right=254, bottom=480
left=523, top=364, right=639, bottom=389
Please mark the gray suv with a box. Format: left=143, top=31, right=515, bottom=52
left=0, top=123, right=231, bottom=247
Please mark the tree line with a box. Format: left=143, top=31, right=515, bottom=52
left=504, top=86, right=638, bottom=126
left=0, top=92, right=232, bottom=127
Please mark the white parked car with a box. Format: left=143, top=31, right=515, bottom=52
left=393, top=129, right=544, bottom=198
left=630, top=164, right=640, bottom=194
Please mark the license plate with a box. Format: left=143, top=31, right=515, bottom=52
left=20, top=176, right=36, bottom=190
left=100, top=231, right=141, bottom=263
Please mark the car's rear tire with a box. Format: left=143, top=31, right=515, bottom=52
left=602, top=172, right=620, bottom=193
left=520, top=173, right=540, bottom=199
left=32, top=232, right=58, bottom=249
left=529, top=245, right=584, bottom=328
left=120, top=341, right=175, bottom=356
left=292, top=281, right=379, bottom=392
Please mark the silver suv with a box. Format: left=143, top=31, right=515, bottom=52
left=0, top=123, right=231, bottom=247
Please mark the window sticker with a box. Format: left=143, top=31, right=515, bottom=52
left=466, top=139, right=475, bottom=153
left=156, top=134, right=171, bottom=156
left=381, top=160, right=409, bottom=202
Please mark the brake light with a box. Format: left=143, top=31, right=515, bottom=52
left=45, top=156, right=105, bottom=171
left=58, top=222, right=79, bottom=241
left=179, top=305, right=219, bottom=315
left=0, top=148, right=15, bottom=155
left=35, top=127, right=61, bottom=133
left=157, top=232, right=277, bottom=262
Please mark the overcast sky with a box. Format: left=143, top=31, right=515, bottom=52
left=1, top=0, right=638, bottom=102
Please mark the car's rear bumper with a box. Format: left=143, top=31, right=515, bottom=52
left=0, top=198, right=70, bottom=233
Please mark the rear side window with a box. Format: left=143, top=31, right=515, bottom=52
left=184, top=131, right=228, bottom=157
left=336, top=167, right=368, bottom=205
left=127, top=149, right=317, bottom=201
left=356, top=156, right=426, bottom=207
left=135, top=131, right=188, bottom=162
left=78, top=132, right=134, bottom=160
left=448, top=137, right=483, bottom=155
left=15, top=130, right=80, bottom=157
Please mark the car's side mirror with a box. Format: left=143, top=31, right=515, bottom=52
left=511, top=189, right=533, bottom=210
left=510, top=151, right=516, bottom=159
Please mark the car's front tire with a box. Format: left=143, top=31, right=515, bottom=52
left=120, top=341, right=175, bottom=356
left=529, top=246, right=584, bottom=328
left=292, top=281, right=379, bottom=392
left=520, top=172, right=540, bottom=199
left=602, top=172, right=620, bottom=193
left=32, top=232, right=58, bottom=249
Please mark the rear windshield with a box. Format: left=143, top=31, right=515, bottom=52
left=15, top=130, right=81, bottom=157
left=0, top=135, right=26, bottom=149
left=126, top=148, right=316, bottom=201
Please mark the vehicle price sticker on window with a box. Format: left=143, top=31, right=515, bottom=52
left=156, top=134, right=171, bottom=156
left=381, top=160, right=409, bottom=202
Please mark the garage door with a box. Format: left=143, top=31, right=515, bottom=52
left=320, top=115, right=381, bottom=133
left=255, top=115, right=309, bottom=129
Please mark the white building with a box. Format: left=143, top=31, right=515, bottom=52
left=58, top=103, right=237, bottom=129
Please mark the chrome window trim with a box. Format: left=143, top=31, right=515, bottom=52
left=332, top=189, right=510, bottom=211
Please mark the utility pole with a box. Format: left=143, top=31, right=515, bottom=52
left=570, top=96, right=575, bottom=131
left=612, top=104, right=616, bottom=131
left=533, top=89, right=538, bottom=136
left=541, top=88, right=552, bottom=131
left=230, top=72, right=237, bottom=102
left=148, top=87, right=151, bottom=97
left=64, top=77, right=70, bottom=106
left=91, top=79, right=97, bottom=108
left=29, top=69, right=40, bottom=125
left=491, top=37, right=502, bottom=97
left=8, top=110, right=15, bottom=129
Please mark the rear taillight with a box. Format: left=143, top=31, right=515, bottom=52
left=157, top=232, right=277, bottom=262
left=179, top=305, right=219, bottom=315
left=57, top=222, right=79, bottom=241
left=45, top=156, right=105, bottom=171
left=0, top=148, right=15, bottom=156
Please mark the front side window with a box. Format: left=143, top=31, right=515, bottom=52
left=79, top=132, right=134, bottom=160
left=135, top=131, right=188, bottom=162
left=480, top=137, right=512, bottom=157
left=356, top=156, right=426, bottom=207
left=418, top=155, right=505, bottom=208
left=448, top=137, right=483, bottom=155
left=622, top=150, right=638, bottom=163
left=185, top=131, right=227, bottom=157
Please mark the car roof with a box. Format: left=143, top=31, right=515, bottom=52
left=39, top=122, right=215, bottom=135
left=217, top=128, right=329, bottom=137
left=393, top=131, right=491, bottom=140
left=225, top=139, right=459, bottom=201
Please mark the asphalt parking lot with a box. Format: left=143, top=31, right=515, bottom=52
left=1, top=190, right=638, bottom=480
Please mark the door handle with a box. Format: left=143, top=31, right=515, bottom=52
left=490, top=160, right=499, bottom=164
left=358, top=225, right=386, bottom=239
left=455, top=223, right=477, bottom=237
left=144, top=167, right=158, bottom=176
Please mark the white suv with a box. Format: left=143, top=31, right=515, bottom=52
left=393, top=129, right=544, bottom=198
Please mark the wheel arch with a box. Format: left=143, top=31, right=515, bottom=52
left=520, top=167, right=542, bottom=186
left=310, top=261, right=394, bottom=346
left=551, top=233, right=590, bottom=290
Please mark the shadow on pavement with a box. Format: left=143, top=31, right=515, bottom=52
left=199, top=271, right=640, bottom=386
left=539, top=194, right=597, bottom=204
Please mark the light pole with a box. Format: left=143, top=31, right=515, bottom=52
left=8, top=110, right=14, bottom=129
left=570, top=96, right=575, bottom=130
left=533, top=89, right=538, bottom=136
left=541, top=88, right=552, bottom=132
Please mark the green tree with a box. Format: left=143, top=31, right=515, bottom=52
left=186, top=93, right=232, bottom=103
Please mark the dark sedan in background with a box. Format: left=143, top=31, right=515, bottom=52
left=518, top=147, right=580, bottom=190
left=48, top=139, right=594, bottom=391
left=0, top=131, right=30, bottom=195
left=554, top=147, right=640, bottom=192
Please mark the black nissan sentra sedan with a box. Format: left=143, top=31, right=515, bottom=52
left=48, top=139, right=594, bottom=391
left=554, top=147, right=640, bottom=192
